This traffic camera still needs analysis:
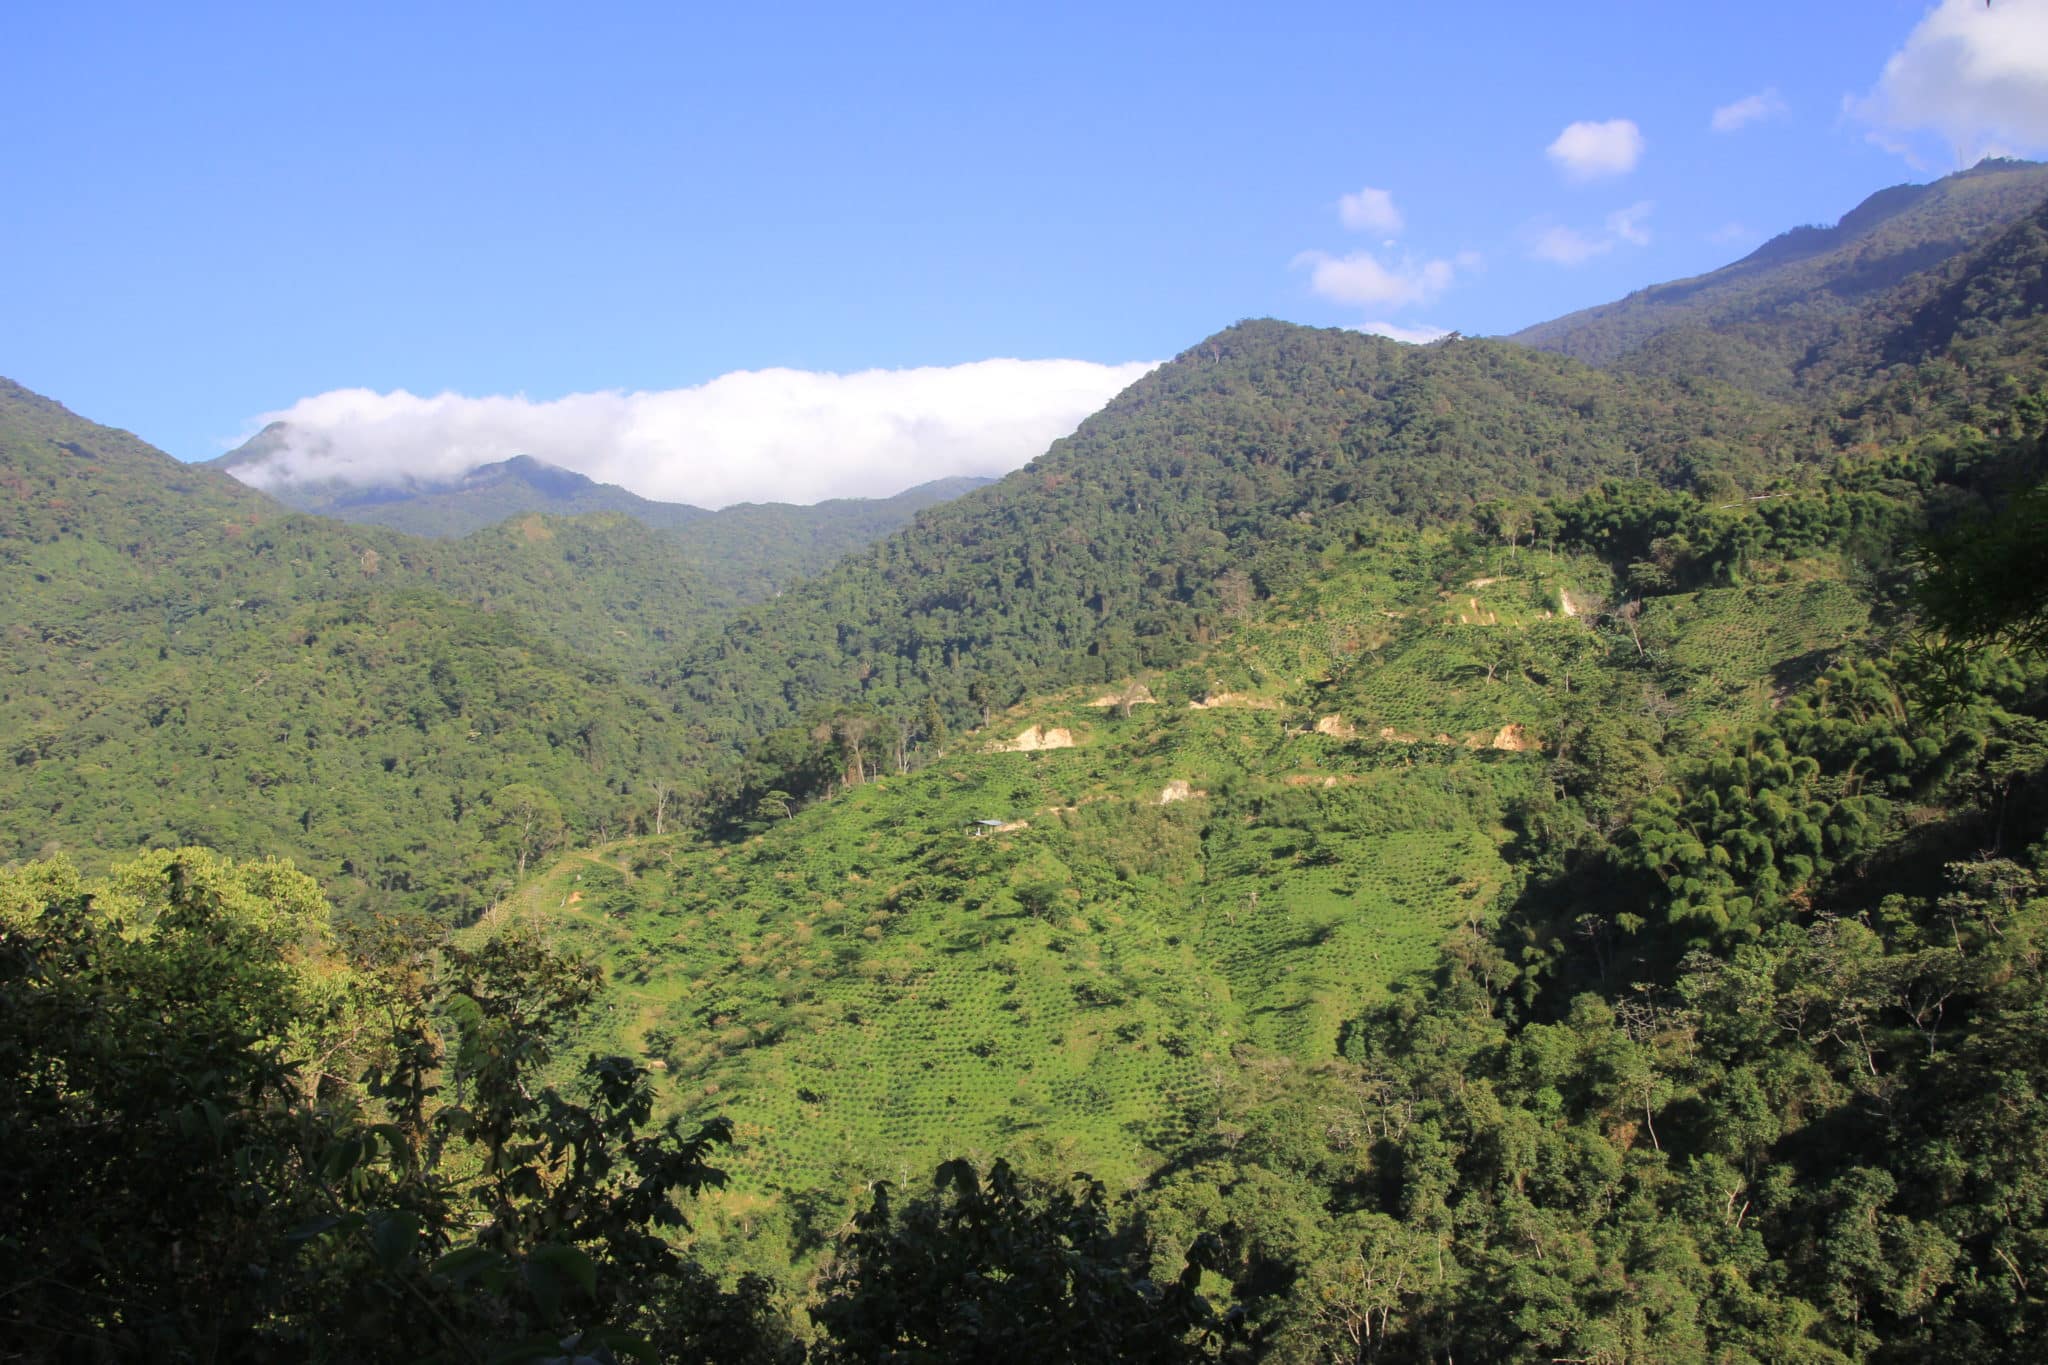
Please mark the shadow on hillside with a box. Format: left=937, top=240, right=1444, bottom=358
left=1769, top=646, right=1845, bottom=699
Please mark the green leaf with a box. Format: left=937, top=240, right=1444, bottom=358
left=367, top=1122, right=412, bottom=1163
left=484, top=1334, right=574, bottom=1365
left=431, top=1244, right=507, bottom=1289
left=322, top=1136, right=366, bottom=1182
left=366, top=1208, right=421, bottom=1271
left=285, top=1212, right=360, bottom=1243
left=200, top=1098, right=226, bottom=1142
left=586, top=1328, right=656, bottom=1363
left=522, top=1243, right=598, bottom=1321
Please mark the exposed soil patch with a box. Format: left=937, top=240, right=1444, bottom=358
left=996, top=725, right=1076, bottom=752
left=1090, top=683, right=1157, bottom=707
left=1490, top=723, right=1538, bottom=752
left=1187, top=691, right=1278, bottom=710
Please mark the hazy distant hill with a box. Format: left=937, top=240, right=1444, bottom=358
left=211, top=427, right=992, bottom=594
left=1511, top=157, right=2048, bottom=397
left=0, top=376, right=999, bottom=910
left=212, top=433, right=717, bottom=534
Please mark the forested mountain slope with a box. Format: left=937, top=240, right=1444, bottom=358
left=10, top=380, right=2041, bottom=1360
left=1511, top=158, right=2048, bottom=397
left=0, top=386, right=730, bottom=914
left=2, top=376, right=278, bottom=545
left=657, top=322, right=1793, bottom=778
left=1, top=327, right=1790, bottom=916
left=10, top=160, right=2048, bottom=925
left=463, top=174, right=2048, bottom=1353
left=499, top=395, right=2048, bottom=1360
left=660, top=475, right=994, bottom=602
left=1856, top=191, right=2048, bottom=384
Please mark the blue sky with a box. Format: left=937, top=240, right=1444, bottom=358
left=5, top=1, right=2046, bottom=504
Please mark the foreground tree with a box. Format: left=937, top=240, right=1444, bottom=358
left=0, top=849, right=797, bottom=1363
left=1918, top=475, right=2048, bottom=657
left=0, top=850, right=350, bottom=1358
left=812, top=1158, right=1232, bottom=1363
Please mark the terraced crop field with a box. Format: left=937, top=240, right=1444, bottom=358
left=490, top=528, right=1879, bottom=1232
left=1642, top=572, right=1871, bottom=722
left=499, top=686, right=1540, bottom=1203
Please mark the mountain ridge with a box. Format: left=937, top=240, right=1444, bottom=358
left=210, top=425, right=995, bottom=541
left=1509, top=157, right=2048, bottom=395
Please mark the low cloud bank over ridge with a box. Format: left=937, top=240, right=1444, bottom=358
left=227, top=359, right=1157, bottom=509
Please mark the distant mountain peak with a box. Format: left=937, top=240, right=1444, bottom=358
left=197, top=421, right=995, bottom=541
left=1508, top=157, right=2048, bottom=393
left=1728, top=180, right=1934, bottom=274
left=452, top=454, right=602, bottom=499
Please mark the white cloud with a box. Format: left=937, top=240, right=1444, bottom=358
left=1338, top=186, right=1404, bottom=234
left=1862, top=126, right=1931, bottom=171
left=1711, top=89, right=1787, bottom=133
left=1294, top=249, right=1457, bottom=308
left=1852, top=0, right=2048, bottom=165
left=1530, top=226, right=1613, bottom=266
left=1528, top=202, right=1654, bottom=266
left=1709, top=221, right=1754, bottom=244
left=1546, top=118, right=1645, bottom=180
left=1352, top=320, right=1452, bottom=345
left=225, top=359, right=1158, bottom=508
left=1606, top=200, right=1655, bottom=247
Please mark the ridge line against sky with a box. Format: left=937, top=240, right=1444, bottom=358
left=4, top=1, right=2046, bottom=505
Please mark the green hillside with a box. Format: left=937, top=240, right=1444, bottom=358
left=496, top=531, right=1566, bottom=1204
left=11, top=409, right=2043, bottom=1358
left=421, top=380, right=2048, bottom=1361
left=0, top=321, right=1784, bottom=920
left=661, top=476, right=995, bottom=603
left=656, top=322, right=1793, bottom=796
left=492, top=477, right=1902, bottom=1221
left=18, top=171, right=2041, bottom=921
left=0, top=388, right=730, bottom=915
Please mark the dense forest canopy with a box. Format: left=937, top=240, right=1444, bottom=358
left=0, top=385, right=981, bottom=918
